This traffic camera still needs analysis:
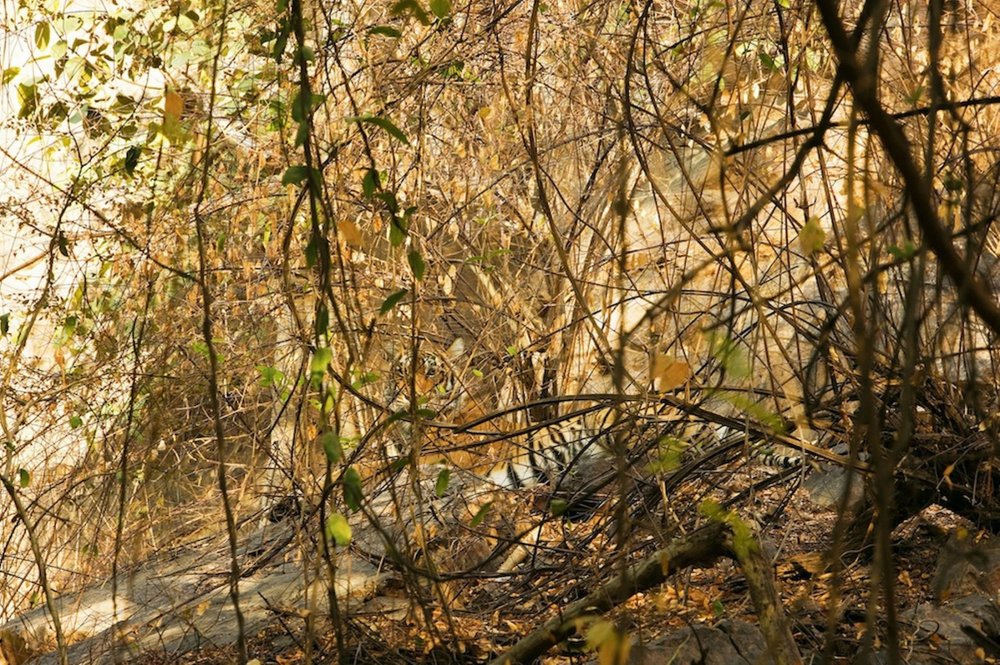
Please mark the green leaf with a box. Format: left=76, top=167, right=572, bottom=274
left=442, top=60, right=464, bottom=79
left=124, top=146, right=141, bottom=174
left=368, top=25, right=402, bottom=38
left=707, top=332, right=749, bottom=379
left=415, top=408, right=437, bottom=419
left=322, top=389, right=335, bottom=415
left=470, top=501, right=492, bottom=527
left=324, top=512, right=352, bottom=546
left=291, top=91, right=325, bottom=123
left=47, top=101, right=68, bottom=124
left=256, top=364, right=285, bottom=388
left=798, top=216, right=826, bottom=255
left=69, top=415, right=83, bottom=429
left=18, top=468, right=30, bottom=488
left=57, top=232, right=69, bottom=257
left=346, top=114, right=409, bottom=145
left=390, top=0, right=430, bottom=24
left=2, top=67, right=20, bottom=84
left=319, top=431, right=342, bottom=463
left=377, top=190, right=400, bottom=214
left=389, top=217, right=407, bottom=246
left=887, top=241, right=917, bottom=261
left=34, top=22, right=50, bottom=50
left=647, top=436, right=688, bottom=473
left=281, top=165, right=309, bottom=185
left=50, top=39, right=67, bottom=60
left=305, top=231, right=319, bottom=268
left=176, top=13, right=195, bottom=33
left=429, top=0, right=451, bottom=19
left=62, top=315, right=77, bottom=338
left=407, top=249, right=426, bottom=280
left=272, top=21, right=290, bottom=62
left=17, top=83, right=38, bottom=119
left=699, top=500, right=757, bottom=559
left=0, top=313, right=8, bottom=336
left=352, top=370, right=380, bottom=388
left=291, top=121, right=306, bottom=146
left=758, top=51, right=777, bottom=72
left=434, top=467, right=451, bottom=497
left=379, top=289, right=408, bottom=314
left=361, top=168, right=379, bottom=198
left=291, top=91, right=305, bottom=123
left=267, top=98, right=286, bottom=131
left=343, top=467, right=363, bottom=511
left=699, top=500, right=723, bottom=520
left=310, top=347, right=332, bottom=376
left=315, top=302, right=329, bottom=337
left=550, top=498, right=568, bottom=517
left=723, top=392, right=786, bottom=434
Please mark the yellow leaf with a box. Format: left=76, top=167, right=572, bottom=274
left=943, top=462, right=955, bottom=488
left=659, top=551, right=671, bottom=575
left=585, top=620, right=614, bottom=651
left=164, top=90, right=183, bottom=122
left=653, top=355, right=692, bottom=390
left=600, top=635, right=631, bottom=665
left=338, top=219, right=363, bottom=247
left=799, top=217, right=826, bottom=255
left=586, top=621, right=631, bottom=665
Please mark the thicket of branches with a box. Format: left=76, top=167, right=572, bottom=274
left=3, top=0, right=1000, bottom=661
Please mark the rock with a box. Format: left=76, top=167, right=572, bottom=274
left=803, top=467, right=866, bottom=511
left=907, top=595, right=1000, bottom=664
left=0, top=523, right=385, bottom=665
left=931, top=529, right=1000, bottom=603
left=622, top=620, right=774, bottom=665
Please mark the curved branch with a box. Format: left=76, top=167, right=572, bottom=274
left=488, top=520, right=802, bottom=665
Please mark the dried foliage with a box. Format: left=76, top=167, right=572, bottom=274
left=4, top=0, right=1000, bottom=662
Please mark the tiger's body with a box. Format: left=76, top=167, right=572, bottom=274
left=383, top=340, right=834, bottom=506
left=483, top=407, right=622, bottom=490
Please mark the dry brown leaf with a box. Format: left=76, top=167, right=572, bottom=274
left=653, top=355, right=692, bottom=390
left=164, top=90, right=183, bottom=122
left=338, top=219, right=363, bottom=247
left=788, top=552, right=827, bottom=577
left=898, top=570, right=912, bottom=587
